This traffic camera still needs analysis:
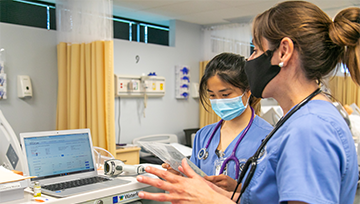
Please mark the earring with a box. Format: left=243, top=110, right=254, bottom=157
left=279, top=62, right=284, bottom=67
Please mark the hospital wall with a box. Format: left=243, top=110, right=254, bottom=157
left=113, top=20, right=202, bottom=144
left=0, top=23, right=58, bottom=138
left=0, top=20, right=202, bottom=144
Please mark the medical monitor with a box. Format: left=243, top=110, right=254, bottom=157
left=0, top=110, right=26, bottom=171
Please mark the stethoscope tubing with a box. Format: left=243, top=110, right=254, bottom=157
left=198, top=106, right=255, bottom=179
left=205, top=119, right=223, bottom=149
left=219, top=107, right=255, bottom=179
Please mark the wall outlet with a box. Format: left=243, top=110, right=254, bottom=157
left=114, top=74, right=165, bottom=97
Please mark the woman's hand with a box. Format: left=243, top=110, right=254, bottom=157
left=204, top=174, right=239, bottom=192
left=136, top=158, right=235, bottom=204
left=161, top=163, right=182, bottom=176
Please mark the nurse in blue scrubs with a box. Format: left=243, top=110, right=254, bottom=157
left=136, top=1, right=360, bottom=204
left=163, top=53, right=272, bottom=192
left=190, top=53, right=272, bottom=191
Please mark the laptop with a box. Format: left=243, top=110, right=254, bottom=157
left=20, top=128, right=130, bottom=198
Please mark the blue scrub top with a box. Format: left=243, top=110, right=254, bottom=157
left=190, top=116, right=272, bottom=179
left=240, top=100, right=358, bottom=204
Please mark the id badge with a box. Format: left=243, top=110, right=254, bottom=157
left=214, top=157, right=227, bottom=176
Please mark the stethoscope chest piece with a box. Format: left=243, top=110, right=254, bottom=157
left=198, top=148, right=209, bottom=160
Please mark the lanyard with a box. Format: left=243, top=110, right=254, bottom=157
left=232, top=88, right=322, bottom=203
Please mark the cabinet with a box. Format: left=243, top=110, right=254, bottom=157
left=115, top=147, right=141, bottom=165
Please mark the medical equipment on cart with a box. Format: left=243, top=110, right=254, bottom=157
left=104, top=159, right=145, bottom=176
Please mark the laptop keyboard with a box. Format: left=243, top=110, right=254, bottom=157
left=42, top=176, right=110, bottom=191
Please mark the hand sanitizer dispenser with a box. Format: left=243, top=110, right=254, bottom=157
left=17, top=75, right=32, bottom=98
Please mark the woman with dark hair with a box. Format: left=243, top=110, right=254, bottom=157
left=192, top=53, right=271, bottom=191
left=136, top=1, right=360, bottom=203
left=163, top=53, right=272, bottom=192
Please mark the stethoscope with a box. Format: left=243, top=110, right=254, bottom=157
left=231, top=88, right=322, bottom=203
left=197, top=106, right=255, bottom=179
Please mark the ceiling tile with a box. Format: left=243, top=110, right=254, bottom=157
left=143, top=1, right=229, bottom=18
left=113, top=0, right=183, bottom=10
left=214, top=0, right=275, bottom=7
left=42, top=0, right=358, bottom=26
left=179, top=7, right=252, bottom=25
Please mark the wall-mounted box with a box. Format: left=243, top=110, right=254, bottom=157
left=114, top=74, right=165, bottom=97
left=142, top=76, right=166, bottom=95
left=17, top=75, right=32, bottom=98
left=114, top=75, right=141, bottom=95
left=175, top=66, right=190, bottom=99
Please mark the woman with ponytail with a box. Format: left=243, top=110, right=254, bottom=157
left=137, top=2, right=360, bottom=203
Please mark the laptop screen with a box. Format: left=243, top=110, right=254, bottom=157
left=23, top=132, right=95, bottom=180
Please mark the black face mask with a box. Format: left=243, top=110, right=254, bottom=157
left=244, top=50, right=281, bottom=98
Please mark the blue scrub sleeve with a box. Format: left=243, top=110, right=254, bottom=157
left=276, top=115, right=345, bottom=204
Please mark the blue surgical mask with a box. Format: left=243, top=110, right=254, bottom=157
left=210, top=93, right=248, bottom=121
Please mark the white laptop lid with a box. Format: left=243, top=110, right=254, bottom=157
left=20, top=129, right=98, bottom=185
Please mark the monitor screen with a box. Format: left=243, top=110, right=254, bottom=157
left=23, top=133, right=95, bottom=179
